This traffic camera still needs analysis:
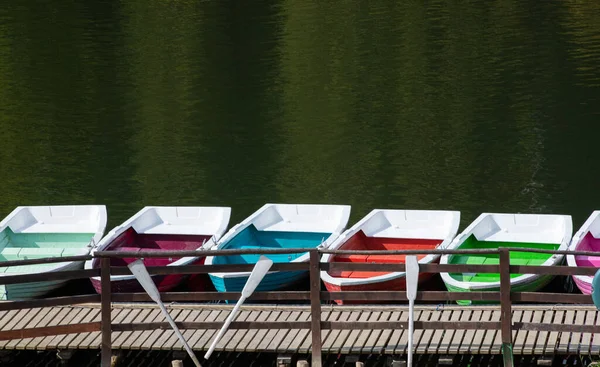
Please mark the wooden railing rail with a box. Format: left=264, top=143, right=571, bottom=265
left=0, top=247, right=596, bottom=367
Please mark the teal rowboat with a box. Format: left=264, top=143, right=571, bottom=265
left=440, top=213, right=572, bottom=305
left=0, top=206, right=107, bottom=300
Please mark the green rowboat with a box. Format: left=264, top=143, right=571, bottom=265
left=440, top=213, right=572, bottom=305
left=0, top=206, right=107, bottom=300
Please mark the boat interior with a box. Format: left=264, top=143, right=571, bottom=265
left=329, top=230, right=442, bottom=278
left=97, top=227, right=212, bottom=267
left=574, top=232, right=600, bottom=267
left=213, top=225, right=330, bottom=265
left=0, top=228, right=94, bottom=272
left=448, top=234, right=560, bottom=282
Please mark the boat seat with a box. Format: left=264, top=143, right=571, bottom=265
left=4, top=263, right=63, bottom=273
left=1, top=248, right=21, bottom=257
left=333, top=254, right=368, bottom=263
left=366, top=254, right=405, bottom=263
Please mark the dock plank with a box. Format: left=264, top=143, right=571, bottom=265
left=214, top=309, right=251, bottom=351
left=514, top=310, right=533, bottom=355
left=23, top=307, right=68, bottom=350
left=188, top=310, right=228, bottom=349
left=568, top=309, right=587, bottom=354
left=470, top=310, right=492, bottom=354
left=387, top=311, right=410, bottom=354
left=236, top=310, right=271, bottom=352
left=62, top=308, right=101, bottom=350
left=330, top=311, right=361, bottom=354
left=341, top=311, right=371, bottom=354
left=546, top=310, right=564, bottom=354
left=362, top=311, right=388, bottom=354
left=141, top=309, right=182, bottom=350
left=0, top=308, right=43, bottom=348
left=162, top=310, right=201, bottom=351
left=580, top=309, right=596, bottom=355
left=36, top=308, right=85, bottom=350
left=27, top=307, right=72, bottom=350
left=449, top=309, right=472, bottom=354
left=439, top=310, right=461, bottom=355
left=114, top=308, right=154, bottom=349
left=267, top=311, right=300, bottom=352
left=351, top=311, right=379, bottom=354
left=533, top=309, right=554, bottom=355
left=417, top=308, right=441, bottom=354
left=156, top=309, right=192, bottom=350
left=128, top=309, right=166, bottom=350
left=459, top=310, right=481, bottom=354
left=557, top=310, right=575, bottom=354
left=193, top=309, right=228, bottom=351
left=522, top=309, right=543, bottom=354
left=480, top=309, right=500, bottom=354
left=277, top=311, right=309, bottom=353
left=229, top=310, right=262, bottom=352
left=45, top=308, right=91, bottom=350
left=591, top=310, right=600, bottom=355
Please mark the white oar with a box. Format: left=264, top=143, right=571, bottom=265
left=128, top=260, right=202, bottom=367
left=204, top=255, right=273, bottom=360
left=405, top=256, right=419, bottom=367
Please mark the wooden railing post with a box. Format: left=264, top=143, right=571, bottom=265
left=101, top=258, right=112, bottom=367
left=499, top=248, right=513, bottom=367
left=309, top=249, right=322, bottom=367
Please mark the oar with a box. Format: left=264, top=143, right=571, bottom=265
left=128, top=260, right=202, bottom=367
left=204, top=255, right=273, bottom=360
left=405, top=255, right=420, bottom=367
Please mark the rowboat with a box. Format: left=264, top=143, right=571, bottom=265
left=0, top=205, right=107, bottom=300
left=567, top=211, right=600, bottom=294
left=86, top=206, right=230, bottom=293
left=320, top=209, right=460, bottom=304
left=206, top=203, right=351, bottom=292
left=440, top=213, right=572, bottom=304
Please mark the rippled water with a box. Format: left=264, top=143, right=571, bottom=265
left=0, top=0, right=599, bottom=230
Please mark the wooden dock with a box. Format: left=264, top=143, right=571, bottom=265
left=1, top=303, right=599, bottom=356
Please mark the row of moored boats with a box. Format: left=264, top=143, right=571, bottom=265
left=0, top=204, right=597, bottom=304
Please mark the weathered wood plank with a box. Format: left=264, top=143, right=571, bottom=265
left=580, top=309, right=596, bottom=355
left=300, top=310, right=333, bottom=354
left=439, top=310, right=460, bottom=355
left=417, top=308, right=441, bottom=354
left=277, top=311, right=309, bottom=353
left=250, top=310, right=284, bottom=352
left=267, top=311, right=300, bottom=352
left=22, top=307, right=66, bottom=349
left=127, top=309, right=165, bottom=350
left=339, top=310, right=370, bottom=354
left=36, top=308, right=83, bottom=350
left=546, top=310, right=563, bottom=354
left=557, top=310, right=575, bottom=354
left=449, top=309, right=471, bottom=354
left=140, top=309, right=182, bottom=350
left=156, top=309, right=192, bottom=350
left=329, top=311, right=361, bottom=354
left=0, top=308, right=43, bottom=348
left=429, top=308, right=451, bottom=355
left=385, top=311, right=408, bottom=354
left=46, top=308, right=91, bottom=350
left=61, top=308, right=99, bottom=349
left=513, top=310, right=533, bottom=355
left=79, top=307, right=118, bottom=349
left=113, top=308, right=154, bottom=349
left=192, top=309, right=228, bottom=350
left=395, top=310, right=417, bottom=355
left=27, top=307, right=72, bottom=350
left=161, top=310, right=201, bottom=351
left=458, top=310, right=481, bottom=354
left=522, top=309, right=543, bottom=354
left=362, top=311, right=388, bottom=354
left=106, top=308, right=137, bottom=349
left=228, top=310, right=261, bottom=352
left=213, top=309, right=250, bottom=351
left=591, top=310, right=600, bottom=355
left=480, top=309, right=501, bottom=354
left=236, top=311, right=271, bottom=352
left=351, top=311, right=379, bottom=354
left=568, top=309, right=586, bottom=354
left=470, top=310, right=492, bottom=354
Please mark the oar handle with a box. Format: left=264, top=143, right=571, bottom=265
left=158, top=303, right=202, bottom=367
left=204, top=298, right=244, bottom=359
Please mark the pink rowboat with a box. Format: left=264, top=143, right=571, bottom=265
left=567, top=211, right=600, bottom=294
left=85, top=206, right=230, bottom=293
left=320, top=209, right=460, bottom=305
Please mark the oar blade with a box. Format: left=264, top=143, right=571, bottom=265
left=241, top=255, right=274, bottom=298
left=128, top=259, right=161, bottom=304
left=405, top=255, right=420, bottom=301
